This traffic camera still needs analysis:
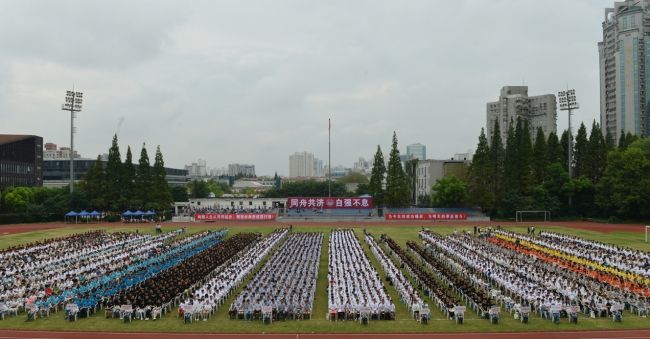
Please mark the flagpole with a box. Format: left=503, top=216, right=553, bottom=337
left=328, top=117, right=331, bottom=198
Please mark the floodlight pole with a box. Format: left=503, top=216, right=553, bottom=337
left=62, top=89, right=83, bottom=193
left=328, top=118, right=331, bottom=198
left=558, top=88, right=579, bottom=206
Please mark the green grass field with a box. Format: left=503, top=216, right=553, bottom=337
left=0, top=223, right=648, bottom=333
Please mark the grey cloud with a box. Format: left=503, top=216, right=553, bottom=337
left=0, top=0, right=612, bottom=176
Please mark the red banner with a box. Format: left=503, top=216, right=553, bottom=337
left=194, top=213, right=276, bottom=221
left=385, top=213, right=467, bottom=221
left=287, top=197, right=373, bottom=209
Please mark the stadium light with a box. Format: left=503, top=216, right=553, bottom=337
left=61, top=89, right=83, bottom=193
left=557, top=89, right=579, bottom=179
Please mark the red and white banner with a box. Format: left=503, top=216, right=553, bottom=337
left=194, top=213, right=276, bottom=221
left=287, top=197, right=373, bottom=209
left=385, top=213, right=468, bottom=221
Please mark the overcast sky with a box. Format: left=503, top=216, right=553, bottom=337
left=0, top=0, right=612, bottom=176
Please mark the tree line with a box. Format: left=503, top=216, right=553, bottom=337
left=82, top=135, right=173, bottom=212
left=467, top=117, right=649, bottom=220
left=368, top=131, right=411, bottom=208
left=0, top=135, right=174, bottom=222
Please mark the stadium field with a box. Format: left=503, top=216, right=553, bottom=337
left=0, top=222, right=647, bottom=335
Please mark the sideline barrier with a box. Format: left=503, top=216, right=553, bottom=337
left=385, top=213, right=467, bottom=221
left=194, top=213, right=276, bottom=221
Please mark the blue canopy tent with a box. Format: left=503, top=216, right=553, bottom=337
left=89, top=210, right=101, bottom=223
left=132, top=210, right=144, bottom=222
left=64, top=211, right=78, bottom=224
left=122, top=210, right=134, bottom=222
left=78, top=210, right=90, bottom=223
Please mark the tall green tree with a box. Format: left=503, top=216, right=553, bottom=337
left=587, top=121, right=607, bottom=183
left=546, top=132, right=563, bottom=165
left=517, top=119, right=534, bottom=195
left=84, top=156, right=106, bottom=209
left=573, top=123, right=589, bottom=178
left=503, top=118, right=518, bottom=191
left=605, top=130, right=616, bottom=151
left=384, top=132, right=410, bottom=208
left=122, top=146, right=135, bottom=203
left=105, top=134, right=122, bottom=209
left=532, top=127, right=548, bottom=184
left=489, top=119, right=505, bottom=211
left=368, top=145, right=386, bottom=207
left=560, top=130, right=571, bottom=171
left=618, top=129, right=628, bottom=149
left=151, top=145, right=172, bottom=210
left=134, top=143, right=152, bottom=205
left=404, top=159, right=419, bottom=205
left=467, top=128, right=494, bottom=213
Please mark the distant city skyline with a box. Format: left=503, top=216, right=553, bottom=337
left=0, top=1, right=611, bottom=176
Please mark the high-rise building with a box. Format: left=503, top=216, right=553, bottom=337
left=289, top=151, right=315, bottom=177
left=228, top=163, right=256, bottom=177
left=313, top=158, right=324, bottom=177
left=406, top=143, right=426, bottom=160
left=486, top=86, right=557, bottom=144
left=42, top=143, right=80, bottom=160
left=185, top=159, right=209, bottom=178
left=353, top=157, right=370, bottom=173
left=0, top=135, right=43, bottom=189
left=599, top=1, right=650, bottom=141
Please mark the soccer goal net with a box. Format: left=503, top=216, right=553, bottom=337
left=515, top=210, right=551, bottom=222
left=646, top=226, right=650, bottom=243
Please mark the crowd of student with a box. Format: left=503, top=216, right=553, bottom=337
left=180, top=229, right=289, bottom=321
left=517, top=230, right=650, bottom=279
left=231, top=232, right=322, bottom=321
left=0, top=230, right=184, bottom=317
left=408, top=236, right=494, bottom=317
left=421, top=230, right=645, bottom=319
left=328, top=229, right=395, bottom=321
left=107, top=232, right=258, bottom=320
left=364, top=233, right=429, bottom=320
left=380, top=235, right=459, bottom=318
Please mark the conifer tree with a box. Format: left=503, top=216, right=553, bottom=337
left=134, top=143, right=152, bottom=205
left=368, top=145, right=386, bottom=207
left=467, top=128, right=494, bottom=213
left=587, top=121, right=606, bottom=183
left=122, top=146, right=135, bottom=203
left=489, top=119, right=505, bottom=207
left=84, top=155, right=106, bottom=209
left=532, top=127, right=548, bottom=184
left=152, top=145, right=172, bottom=210
left=573, top=123, right=589, bottom=178
left=105, top=134, right=122, bottom=210
left=384, top=132, right=410, bottom=207
left=546, top=132, right=563, bottom=165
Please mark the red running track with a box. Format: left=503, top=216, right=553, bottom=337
left=2, top=330, right=650, bottom=339
left=0, top=220, right=646, bottom=236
